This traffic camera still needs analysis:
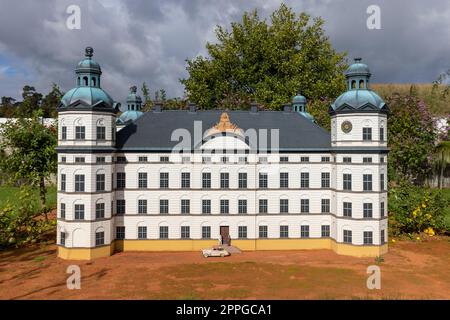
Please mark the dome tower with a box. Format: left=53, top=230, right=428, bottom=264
left=292, top=91, right=314, bottom=122
left=116, top=86, right=144, bottom=127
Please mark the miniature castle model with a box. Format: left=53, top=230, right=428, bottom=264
left=56, top=48, right=389, bottom=260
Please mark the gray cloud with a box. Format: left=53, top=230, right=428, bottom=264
left=0, top=0, right=449, bottom=106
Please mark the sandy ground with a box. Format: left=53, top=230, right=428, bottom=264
left=0, top=237, right=449, bottom=300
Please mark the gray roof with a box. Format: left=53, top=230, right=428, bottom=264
left=116, top=110, right=331, bottom=151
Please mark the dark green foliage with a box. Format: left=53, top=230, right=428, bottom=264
left=181, top=3, right=347, bottom=110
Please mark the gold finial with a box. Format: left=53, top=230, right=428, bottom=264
left=213, top=112, right=239, bottom=132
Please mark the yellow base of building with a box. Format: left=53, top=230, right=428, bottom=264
left=58, top=239, right=388, bottom=260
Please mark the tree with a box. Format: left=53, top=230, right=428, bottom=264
left=181, top=3, right=347, bottom=110
left=141, top=82, right=150, bottom=103
left=41, top=83, right=62, bottom=118
left=0, top=110, right=57, bottom=218
left=0, top=97, right=17, bottom=118
left=387, top=94, right=436, bottom=184
left=19, top=85, right=43, bottom=117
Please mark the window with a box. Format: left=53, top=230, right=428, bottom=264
left=363, top=127, right=372, bottom=141
left=280, top=225, right=289, bottom=238
left=380, top=157, right=385, bottom=163
left=259, top=156, right=268, bottom=163
left=60, top=174, right=66, bottom=191
left=238, top=157, right=248, bottom=163
left=364, top=231, right=373, bottom=244
left=300, top=199, right=309, bottom=213
left=181, top=226, right=190, bottom=239
left=202, top=226, right=211, bottom=239
left=343, top=173, right=352, bottom=190
left=181, top=172, right=190, bottom=189
left=61, top=157, right=66, bottom=163
left=280, top=156, right=288, bottom=162
left=380, top=174, right=385, bottom=191
left=138, top=172, right=148, bottom=189
left=300, top=157, right=309, bottom=162
left=181, top=199, right=190, bottom=214
left=116, top=226, right=125, bottom=240
left=160, top=156, right=169, bottom=163
left=160, top=200, right=169, bottom=214
left=96, top=174, right=105, bottom=191
left=61, top=126, right=67, bottom=140
left=321, top=225, right=330, bottom=237
left=182, top=156, right=190, bottom=163
left=60, top=232, right=66, bottom=245
left=363, top=203, right=373, bottom=218
left=301, top=172, right=310, bottom=188
left=363, top=174, right=373, bottom=191
left=220, top=173, right=229, bottom=189
left=301, top=225, right=310, bottom=238
left=343, top=157, right=352, bottom=163
left=116, top=156, right=127, bottom=163
left=321, top=172, right=330, bottom=188
left=74, top=204, right=84, bottom=220
left=259, top=199, right=268, bottom=214
left=75, top=157, right=85, bottom=163
left=221, top=156, right=229, bottom=163
left=321, top=156, right=330, bottom=162
left=321, top=199, right=330, bottom=213
left=280, top=172, right=289, bottom=188
left=238, top=200, right=247, bottom=214
left=380, top=201, right=385, bottom=217
left=75, top=174, right=85, bottom=192
left=220, top=200, right=229, bottom=214
left=259, top=173, right=268, bottom=189
left=60, top=203, right=66, bottom=219
left=259, top=225, right=268, bottom=238
left=138, top=156, right=148, bottom=163
left=238, top=173, right=247, bottom=189
left=202, top=200, right=211, bottom=214
left=381, top=229, right=385, bottom=244
left=202, top=173, right=211, bottom=189
left=138, top=199, right=147, bottom=214
left=96, top=202, right=105, bottom=219
left=95, top=231, right=105, bottom=246
left=238, top=226, right=247, bottom=238
left=96, top=157, right=105, bottom=163
left=363, top=157, right=373, bottom=163
left=343, top=202, right=352, bottom=217
left=116, top=172, right=126, bottom=189
left=116, top=200, right=126, bottom=215
left=202, top=157, right=211, bottom=164
left=159, top=226, right=169, bottom=239
left=280, top=199, right=289, bottom=213
left=138, top=226, right=147, bottom=239
left=379, top=127, right=384, bottom=141
left=343, top=230, right=352, bottom=243
left=160, top=172, right=169, bottom=189
left=75, top=126, right=85, bottom=140
left=96, top=126, right=106, bottom=140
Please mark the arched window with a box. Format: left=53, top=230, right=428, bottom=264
left=351, top=80, right=356, bottom=89
left=83, top=76, right=88, bottom=86
left=359, top=80, right=365, bottom=89
left=132, top=104, right=135, bottom=110
left=92, top=77, right=96, bottom=87
left=77, top=77, right=80, bottom=86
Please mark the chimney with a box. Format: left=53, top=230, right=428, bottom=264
left=250, top=101, right=258, bottom=113
left=153, top=101, right=162, bottom=113
left=188, top=102, right=197, bottom=113
left=283, top=104, right=292, bottom=112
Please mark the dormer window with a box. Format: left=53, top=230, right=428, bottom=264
left=359, top=80, right=365, bottom=89
left=83, top=76, right=88, bottom=86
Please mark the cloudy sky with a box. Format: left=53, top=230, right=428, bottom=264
left=0, top=0, right=449, bottom=106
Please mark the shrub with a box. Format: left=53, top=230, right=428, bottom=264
left=0, top=186, right=55, bottom=249
left=388, top=183, right=448, bottom=236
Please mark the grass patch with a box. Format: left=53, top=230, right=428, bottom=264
left=0, top=185, right=56, bottom=211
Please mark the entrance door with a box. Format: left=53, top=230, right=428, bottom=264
left=220, top=226, right=230, bottom=245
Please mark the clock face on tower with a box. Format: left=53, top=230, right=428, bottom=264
left=341, top=120, right=352, bottom=133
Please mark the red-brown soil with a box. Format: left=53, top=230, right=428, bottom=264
left=0, top=237, right=449, bottom=300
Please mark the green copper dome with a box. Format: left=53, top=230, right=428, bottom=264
left=292, top=92, right=306, bottom=105
left=330, top=58, right=387, bottom=114
left=58, top=47, right=119, bottom=112
left=117, top=110, right=144, bottom=125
